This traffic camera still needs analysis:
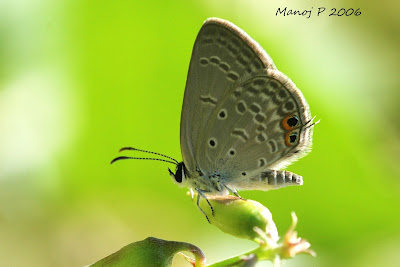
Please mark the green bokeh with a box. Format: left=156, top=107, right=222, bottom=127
left=1, top=1, right=399, bottom=266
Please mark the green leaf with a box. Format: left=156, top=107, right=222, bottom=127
left=89, top=237, right=205, bottom=267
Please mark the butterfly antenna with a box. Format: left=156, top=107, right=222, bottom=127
left=110, top=156, right=178, bottom=165
left=305, top=116, right=320, bottom=129
left=118, top=147, right=179, bottom=164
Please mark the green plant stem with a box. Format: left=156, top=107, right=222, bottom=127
left=207, top=246, right=280, bottom=267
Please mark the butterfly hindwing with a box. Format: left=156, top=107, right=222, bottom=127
left=207, top=70, right=313, bottom=189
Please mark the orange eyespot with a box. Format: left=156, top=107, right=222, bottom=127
left=285, top=132, right=298, bottom=146
left=282, top=114, right=300, bottom=131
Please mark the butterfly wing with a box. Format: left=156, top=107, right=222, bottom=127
left=180, top=18, right=276, bottom=173
left=207, top=70, right=313, bottom=191
left=180, top=18, right=313, bottom=191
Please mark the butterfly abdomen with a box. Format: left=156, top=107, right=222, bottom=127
left=262, top=170, right=302, bottom=186
left=229, top=170, right=303, bottom=191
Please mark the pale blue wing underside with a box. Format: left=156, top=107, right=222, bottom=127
left=180, top=18, right=313, bottom=190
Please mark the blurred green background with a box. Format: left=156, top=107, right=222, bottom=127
left=1, top=0, right=399, bottom=266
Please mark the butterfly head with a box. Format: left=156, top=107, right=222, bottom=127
left=111, top=147, right=186, bottom=186
left=168, top=162, right=187, bottom=187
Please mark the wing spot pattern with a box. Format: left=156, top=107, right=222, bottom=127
left=216, top=37, right=227, bottom=46
left=233, top=87, right=243, bottom=98
left=200, top=95, right=217, bottom=105
left=279, top=89, right=287, bottom=98
left=208, top=138, right=217, bottom=148
left=261, top=87, right=275, bottom=97
left=256, top=133, right=267, bottom=143
left=200, top=55, right=236, bottom=81
left=199, top=57, right=209, bottom=66
left=268, top=140, right=278, bottom=153
left=201, top=26, right=216, bottom=44
left=227, top=71, right=239, bottom=82
left=269, top=81, right=290, bottom=105
left=245, top=66, right=252, bottom=74
left=227, top=44, right=239, bottom=55
left=249, top=103, right=261, bottom=114
left=200, top=55, right=233, bottom=76
left=219, top=62, right=230, bottom=72
left=236, top=101, right=247, bottom=114
left=210, top=56, right=220, bottom=65
left=269, top=80, right=279, bottom=89
left=252, top=60, right=262, bottom=70
left=253, top=78, right=266, bottom=86
left=259, top=79, right=279, bottom=98
left=231, top=128, right=249, bottom=142
left=273, top=91, right=289, bottom=105
left=285, top=101, right=295, bottom=111
left=241, top=48, right=252, bottom=59
left=254, top=113, right=266, bottom=123
left=246, top=85, right=259, bottom=96
left=256, top=123, right=266, bottom=132
left=259, top=158, right=266, bottom=167
left=236, top=55, right=248, bottom=67
left=218, top=109, right=227, bottom=119
left=278, top=100, right=296, bottom=116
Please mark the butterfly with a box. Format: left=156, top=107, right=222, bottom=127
left=112, top=18, right=318, bottom=219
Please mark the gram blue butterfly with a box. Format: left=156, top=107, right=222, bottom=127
left=112, top=18, right=318, bottom=219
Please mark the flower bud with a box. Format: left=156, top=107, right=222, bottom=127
left=195, top=195, right=279, bottom=243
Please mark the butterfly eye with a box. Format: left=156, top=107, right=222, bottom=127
left=282, top=114, right=299, bottom=131
left=169, top=162, right=186, bottom=185
left=285, top=132, right=298, bottom=146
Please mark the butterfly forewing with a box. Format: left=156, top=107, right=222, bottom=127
left=180, top=18, right=313, bottom=191
left=180, top=18, right=275, bottom=173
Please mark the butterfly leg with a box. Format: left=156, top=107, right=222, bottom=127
left=195, top=188, right=214, bottom=222
left=196, top=193, right=210, bottom=223
left=222, top=184, right=244, bottom=199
